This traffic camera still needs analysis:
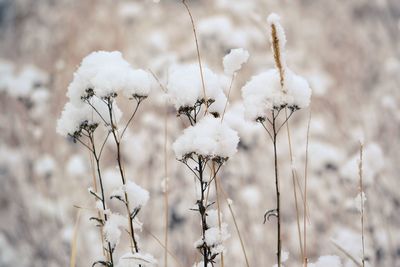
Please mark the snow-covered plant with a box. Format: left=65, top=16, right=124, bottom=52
left=168, top=64, right=239, bottom=265
left=56, top=51, right=156, bottom=267
left=241, top=14, right=311, bottom=267
left=167, top=3, right=243, bottom=265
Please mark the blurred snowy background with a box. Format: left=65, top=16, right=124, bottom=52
left=1, top=0, right=400, bottom=266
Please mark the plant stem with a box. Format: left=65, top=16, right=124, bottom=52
left=303, top=111, right=311, bottom=267
left=88, top=133, right=114, bottom=265
left=359, top=142, right=365, bottom=267
left=213, top=163, right=224, bottom=267
left=272, top=110, right=281, bottom=267
left=106, top=100, right=139, bottom=254
left=163, top=107, right=169, bottom=267
left=284, top=109, right=304, bottom=261
left=197, top=156, right=210, bottom=267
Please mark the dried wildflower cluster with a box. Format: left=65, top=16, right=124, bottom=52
left=57, top=51, right=157, bottom=267
left=51, top=9, right=366, bottom=267
left=166, top=49, right=247, bottom=265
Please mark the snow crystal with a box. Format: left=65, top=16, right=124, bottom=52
left=172, top=115, right=239, bottom=160
left=223, top=48, right=249, bottom=76
left=117, top=252, right=157, bottom=267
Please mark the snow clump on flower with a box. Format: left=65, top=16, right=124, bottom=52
left=172, top=115, right=239, bottom=162
left=67, top=51, right=155, bottom=105
left=111, top=180, right=150, bottom=212
left=167, top=64, right=227, bottom=116
left=223, top=48, right=249, bottom=76
left=57, top=51, right=155, bottom=138
left=103, top=213, right=127, bottom=249
left=241, top=13, right=311, bottom=121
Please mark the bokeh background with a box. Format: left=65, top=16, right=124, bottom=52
left=1, top=0, right=400, bottom=266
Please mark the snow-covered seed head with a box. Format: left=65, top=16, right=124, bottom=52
left=267, top=13, right=287, bottom=91
left=172, top=115, right=239, bottom=163
left=166, top=64, right=227, bottom=119
left=223, top=48, right=250, bottom=76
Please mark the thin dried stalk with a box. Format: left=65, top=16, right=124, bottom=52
left=358, top=141, right=365, bottom=267
left=182, top=0, right=208, bottom=103
left=142, top=227, right=184, bottom=267
left=88, top=148, right=107, bottom=258
left=303, top=111, right=311, bottom=267
left=219, top=182, right=250, bottom=267
left=284, top=108, right=304, bottom=261
left=332, top=241, right=362, bottom=267
left=106, top=100, right=140, bottom=253
left=69, top=210, right=81, bottom=267
left=163, top=104, right=169, bottom=267
left=221, top=74, right=235, bottom=122
left=213, top=163, right=224, bottom=267
left=271, top=110, right=282, bottom=267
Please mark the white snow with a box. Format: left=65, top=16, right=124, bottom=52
left=204, top=223, right=230, bottom=255
left=66, top=51, right=153, bottom=106
left=123, top=69, right=156, bottom=98
left=112, top=180, right=149, bottom=211
left=241, top=13, right=311, bottom=121
left=56, top=97, right=122, bottom=136
left=242, top=68, right=311, bottom=120
left=125, top=180, right=150, bottom=210
left=167, top=64, right=224, bottom=110
left=223, top=102, right=261, bottom=142
left=103, top=213, right=127, bottom=249
left=308, top=255, right=342, bottom=267
left=117, top=252, right=157, bottom=267
left=223, top=48, right=249, bottom=76
left=172, top=115, right=239, bottom=160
